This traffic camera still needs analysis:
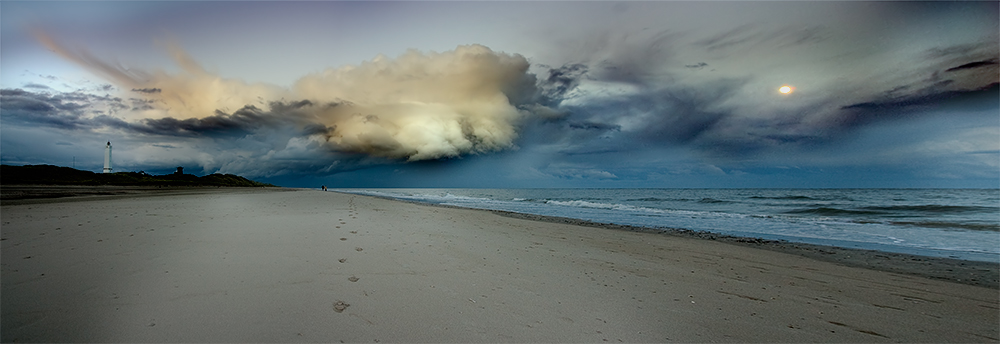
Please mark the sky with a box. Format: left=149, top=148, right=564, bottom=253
left=1, top=1, right=997, bottom=188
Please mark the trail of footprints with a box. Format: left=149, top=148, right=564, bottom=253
left=334, top=196, right=362, bottom=314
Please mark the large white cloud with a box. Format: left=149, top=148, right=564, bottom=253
left=36, top=34, right=535, bottom=162
left=295, top=45, right=531, bottom=160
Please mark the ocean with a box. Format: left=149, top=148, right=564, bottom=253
left=333, top=188, right=1000, bottom=262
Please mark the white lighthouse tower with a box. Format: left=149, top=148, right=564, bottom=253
left=103, top=141, right=113, bottom=173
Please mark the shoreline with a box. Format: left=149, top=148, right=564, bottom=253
left=4, top=185, right=997, bottom=288
left=339, top=191, right=1000, bottom=289
left=2, top=188, right=997, bottom=342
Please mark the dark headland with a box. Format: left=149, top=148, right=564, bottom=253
left=1, top=164, right=274, bottom=187
left=1, top=164, right=276, bottom=203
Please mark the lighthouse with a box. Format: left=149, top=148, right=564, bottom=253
left=103, top=141, right=113, bottom=173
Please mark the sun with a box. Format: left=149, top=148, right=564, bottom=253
left=778, top=85, right=794, bottom=94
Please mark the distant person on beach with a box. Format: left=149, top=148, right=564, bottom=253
left=322, top=185, right=327, bottom=191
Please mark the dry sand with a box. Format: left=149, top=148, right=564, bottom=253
left=2, top=188, right=997, bottom=342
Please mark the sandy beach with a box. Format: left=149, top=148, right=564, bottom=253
left=2, top=188, right=997, bottom=342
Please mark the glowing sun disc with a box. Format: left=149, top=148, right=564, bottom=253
left=779, top=85, right=793, bottom=94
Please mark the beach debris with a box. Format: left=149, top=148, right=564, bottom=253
left=348, top=276, right=359, bottom=282
left=333, top=300, right=350, bottom=313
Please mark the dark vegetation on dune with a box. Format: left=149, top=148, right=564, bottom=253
left=1, top=164, right=275, bottom=187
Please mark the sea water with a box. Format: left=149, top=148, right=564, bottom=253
left=333, top=188, right=1000, bottom=262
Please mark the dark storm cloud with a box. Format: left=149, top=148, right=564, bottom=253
left=533, top=32, right=998, bottom=160
left=1, top=87, right=327, bottom=141
left=267, top=99, right=314, bottom=113
left=533, top=65, right=747, bottom=153
left=842, top=83, right=999, bottom=111
left=946, top=59, right=999, bottom=72
left=131, top=110, right=258, bottom=137
left=837, top=83, right=1000, bottom=127
left=129, top=105, right=280, bottom=137
left=568, top=121, right=620, bottom=131
left=300, top=123, right=334, bottom=136
left=0, top=87, right=384, bottom=179
left=1, top=88, right=105, bottom=130
left=523, top=1, right=997, bottom=165
left=114, top=100, right=333, bottom=142
left=131, top=88, right=161, bottom=93
left=538, top=63, right=588, bottom=102
left=23, top=83, right=51, bottom=89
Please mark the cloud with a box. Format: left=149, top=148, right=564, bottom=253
left=568, top=121, right=620, bottom=131
left=35, top=34, right=539, bottom=163
left=1, top=87, right=335, bottom=177
left=694, top=24, right=828, bottom=53
left=23, top=83, right=51, bottom=89
left=538, top=63, right=589, bottom=103
left=945, top=59, right=997, bottom=72
left=540, top=163, right=618, bottom=179
left=840, top=83, right=998, bottom=113
left=526, top=18, right=999, bottom=161
left=129, top=105, right=278, bottom=137
left=0, top=88, right=123, bottom=130
left=293, top=45, right=534, bottom=161
left=15, top=3, right=999, bottom=187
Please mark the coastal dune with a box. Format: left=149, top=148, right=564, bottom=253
left=2, top=189, right=997, bottom=342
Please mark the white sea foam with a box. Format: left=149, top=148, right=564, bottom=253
left=333, top=188, right=1000, bottom=262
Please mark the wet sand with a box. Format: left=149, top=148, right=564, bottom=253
left=2, top=188, right=997, bottom=342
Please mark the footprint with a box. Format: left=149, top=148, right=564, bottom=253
left=350, top=231, right=357, bottom=234
left=333, top=300, right=350, bottom=313
left=355, top=247, right=363, bottom=252
left=348, top=276, right=359, bottom=282
left=340, top=238, right=347, bottom=241
left=338, top=258, right=347, bottom=263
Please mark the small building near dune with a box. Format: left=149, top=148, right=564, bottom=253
left=174, top=166, right=184, bottom=175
